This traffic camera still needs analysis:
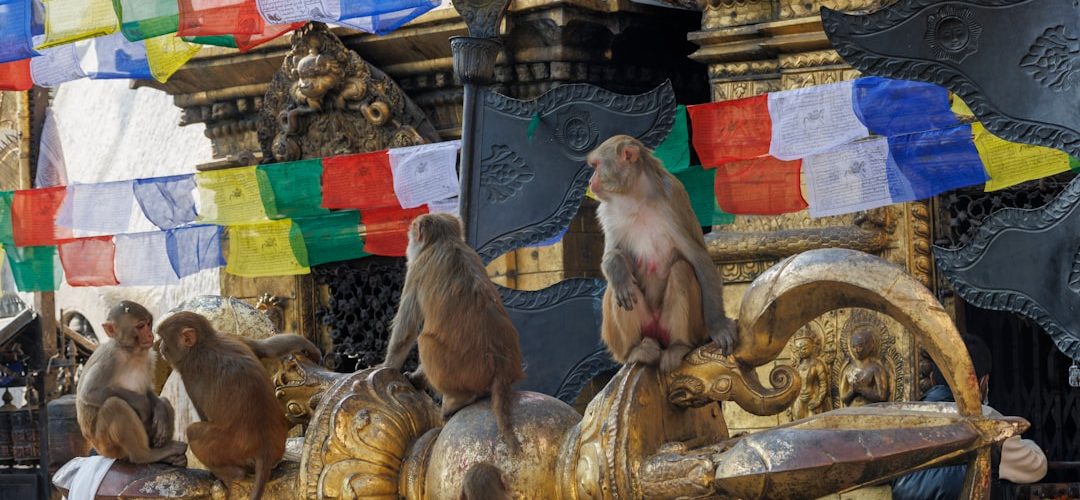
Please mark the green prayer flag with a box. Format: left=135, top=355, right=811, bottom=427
left=654, top=105, right=691, bottom=174
left=256, top=159, right=331, bottom=219
left=673, top=165, right=717, bottom=227
left=1071, top=155, right=1080, bottom=173
left=181, top=35, right=238, bottom=48
left=113, top=0, right=179, bottom=41
left=712, top=205, right=735, bottom=226
left=0, top=192, right=14, bottom=246
left=5, top=246, right=61, bottom=292
left=292, top=211, right=368, bottom=267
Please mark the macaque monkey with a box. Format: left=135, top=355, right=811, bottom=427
left=156, top=312, right=309, bottom=500
left=381, top=213, right=525, bottom=450
left=460, top=462, right=512, bottom=500
left=76, top=301, right=187, bottom=466
left=588, top=135, right=739, bottom=373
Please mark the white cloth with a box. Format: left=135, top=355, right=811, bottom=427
left=388, top=140, right=461, bottom=209
left=767, top=80, right=868, bottom=160
left=802, top=137, right=893, bottom=218
left=59, top=455, right=116, bottom=500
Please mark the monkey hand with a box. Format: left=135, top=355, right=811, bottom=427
left=150, top=398, right=175, bottom=448
left=406, top=370, right=431, bottom=392
left=160, top=441, right=188, bottom=468
left=709, top=316, right=738, bottom=355
left=612, top=279, right=639, bottom=311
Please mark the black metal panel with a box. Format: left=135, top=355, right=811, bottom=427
left=933, top=176, right=1080, bottom=363
left=499, top=278, right=612, bottom=401
left=464, top=81, right=676, bottom=263
left=822, top=0, right=1080, bottom=157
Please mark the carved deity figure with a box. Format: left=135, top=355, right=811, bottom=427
left=839, top=326, right=890, bottom=406
left=790, top=329, right=830, bottom=419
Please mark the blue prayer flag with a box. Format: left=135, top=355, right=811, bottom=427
left=886, top=124, right=987, bottom=202
left=83, top=32, right=152, bottom=79
left=852, top=77, right=960, bottom=137
left=165, top=224, right=224, bottom=278
left=336, top=0, right=438, bottom=35
left=0, top=0, right=37, bottom=63
left=134, top=174, right=198, bottom=229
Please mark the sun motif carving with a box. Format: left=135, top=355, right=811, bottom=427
left=479, top=145, right=534, bottom=203
left=1021, top=25, right=1079, bottom=92
left=554, top=109, right=599, bottom=158
left=923, top=5, right=982, bottom=64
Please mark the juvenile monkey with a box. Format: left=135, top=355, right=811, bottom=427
left=156, top=312, right=296, bottom=500
left=381, top=213, right=525, bottom=450
left=76, top=301, right=187, bottom=466
left=460, top=462, right=513, bottom=500
left=588, top=135, right=739, bottom=372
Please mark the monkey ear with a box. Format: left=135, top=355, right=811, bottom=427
left=622, top=143, right=640, bottom=164
left=180, top=327, right=198, bottom=348
left=102, top=322, right=117, bottom=339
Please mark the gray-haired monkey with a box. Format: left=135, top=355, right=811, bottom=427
left=588, top=135, right=739, bottom=372
left=381, top=213, right=525, bottom=450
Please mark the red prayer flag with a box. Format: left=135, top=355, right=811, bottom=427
left=0, top=59, right=32, bottom=91
left=12, top=187, right=72, bottom=247
left=688, top=95, right=772, bottom=166
left=177, top=0, right=264, bottom=37
left=235, top=22, right=304, bottom=52
left=322, top=151, right=400, bottom=210
left=58, top=236, right=119, bottom=286
left=362, top=205, right=428, bottom=257
left=713, top=156, right=807, bottom=215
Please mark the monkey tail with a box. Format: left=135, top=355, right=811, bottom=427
left=249, top=454, right=271, bottom=500
left=491, top=371, right=520, bottom=454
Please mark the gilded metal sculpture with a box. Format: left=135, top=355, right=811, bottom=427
left=839, top=324, right=890, bottom=407
left=790, top=329, right=830, bottom=419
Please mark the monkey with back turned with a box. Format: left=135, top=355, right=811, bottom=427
left=587, top=135, right=739, bottom=372
left=381, top=213, right=525, bottom=451
left=76, top=301, right=187, bottom=466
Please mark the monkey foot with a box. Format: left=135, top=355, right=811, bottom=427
left=627, top=338, right=662, bottom=366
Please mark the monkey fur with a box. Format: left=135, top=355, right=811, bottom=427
left=460, top=462, right=513, bottom=500
left=382, top=213, right=525, bottom=451
left=587, top=135, right=739, bottom=372
left=76, top=301, right=187, bottom=466
left=156, top=312, right=317, bottom=500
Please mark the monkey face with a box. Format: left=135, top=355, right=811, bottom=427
left=587, top=135, right=643, bottom=199
left=155, top=312, right=207, bottom=366
left=103, top=313, right=154, bottom=351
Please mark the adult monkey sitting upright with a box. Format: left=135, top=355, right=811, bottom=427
left=76, top=301, right=187, bottom=466
left=587, top=135, right=738, bottom=372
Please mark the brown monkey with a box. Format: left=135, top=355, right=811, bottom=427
left=460, top=462, right=513, bottom=500
left=156, top=312, right=293, bottom=500
left=587, top=135, right=739, bottom=373
left=381, top=213, right=525, bottom=450
left=76, top=301, right=187, bottom=466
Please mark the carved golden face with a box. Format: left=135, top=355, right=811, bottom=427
left=849, top=328, right=878, bottom=359
left=295, top=53, right=341, bottom=100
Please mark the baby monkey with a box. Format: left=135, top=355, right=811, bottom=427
left=76, top=301, right=187, bottom=466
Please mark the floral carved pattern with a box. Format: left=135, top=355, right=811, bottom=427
left=1021, top=25, right=1079, bottom=92
left=479, top=145, right=534, bottom=203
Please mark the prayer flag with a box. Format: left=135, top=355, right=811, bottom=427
left=713, top=156, right=806, bottom=215
left=852, top=77, right=960, bottom=137
left=12, top=186, right=70, bottom=246
left=165, top=224, right=224, bottom=277
left=177, top=0, right=267, bottom=36
left=293, top=210, right=367, bottom=266
left=114, top=231, right=180, bottom=285
left=0, top=0, right=36, bottom=62
left=951, top=94, right=974, bottom=117
left=334, top=0, right=438, bottom=35
left=36, top=0, right=118, bottom=49
left=388, top=140, right=460, bottom=209
left=886, top=125, right=987, bottom=202
left=55, top=180, right=135, bottom=235
left=232, top=21, right=301, bottom=52
left=195, top=166, right=268, bottom=224
left=30, top=43, right=87, bottom=87
left=181, top=34, right=236, bottom=48
left=81, top=32, right=152, bottom=80
left=144, top=34, right=201, bottom=83
left=255, top=159, right=330, bottom=219
left=768, top=81, right=868, bottom=161
left=671, top=165, right=717, bottom=227
left=0, top=192, right=14, bottom=245
left=653, top=105, right=690, bottom=173
left=361, top=205, right=427, bottom=256
left=0, top=59, right=32, bottom=91
left=5, top=245, right=61, bottom=291
left=802, top=137, right=893, bottom=218
left=687, top=94, right=771, bottom=166
left=58, top=236, right=118, bottom=286
left=134, top=174, right=198, bottom=229
left=427, top=196, right=458, bottom=215
left=35, top=109, right=68, bottom=188
left=712, top=205, right=735, bottom=226
left=1071, top=155, right=1080, bottom=173
left=322, top=151, right=399, bottom=209
left=112, top=0, right=179, bottom=41
left=973, top=123, right=1071, bottom=191
left=255, top=0, right=340, bottom=23
left=225, top=219, right=309, bottom=277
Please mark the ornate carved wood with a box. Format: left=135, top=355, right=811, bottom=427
left=822, top=0, right=1080, bottom=157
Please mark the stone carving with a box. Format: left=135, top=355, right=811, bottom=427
left=924, top=5, right=982, bottom=63
left=839, top=320, right=890, bottom=407
left=553, top=108, right=599, bottom=158
left=479, top=145, right=533, bottom=203
left=257, top=23, right=439, bottom=163
left=789, top=328, right=831, bottom=420
left=451, top=0, right=511, bottom=39
left=1020, top=25, right=1078, bottom=92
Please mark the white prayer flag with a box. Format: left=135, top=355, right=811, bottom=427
left=388, top=140, right=461, bottom=209
left=34, top=109, right=68, bottom=188
left=767, top=80, right=869, bottom=161
left=427, top=196, right=459, bottom=216
left=30, top=43, right=87, bottom=87
left=113, top=231, right=180, bottom=286
left=256, top=0, right=340, bottom=24
left=802, top=137, right=892, bottom=218
left=55, top=180, right=135, bottom=235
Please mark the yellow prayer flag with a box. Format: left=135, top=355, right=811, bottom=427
left=974, top=123, right=1071, bottom=191
left=145, top=35, right=201, bottom=83
left=951, top=93, right=974, bottom=117
left=36, top=0, right=118, bottom=49
left=225, top=219, right=310, bottom=277
left=196, top=166, right=269, bottom=225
